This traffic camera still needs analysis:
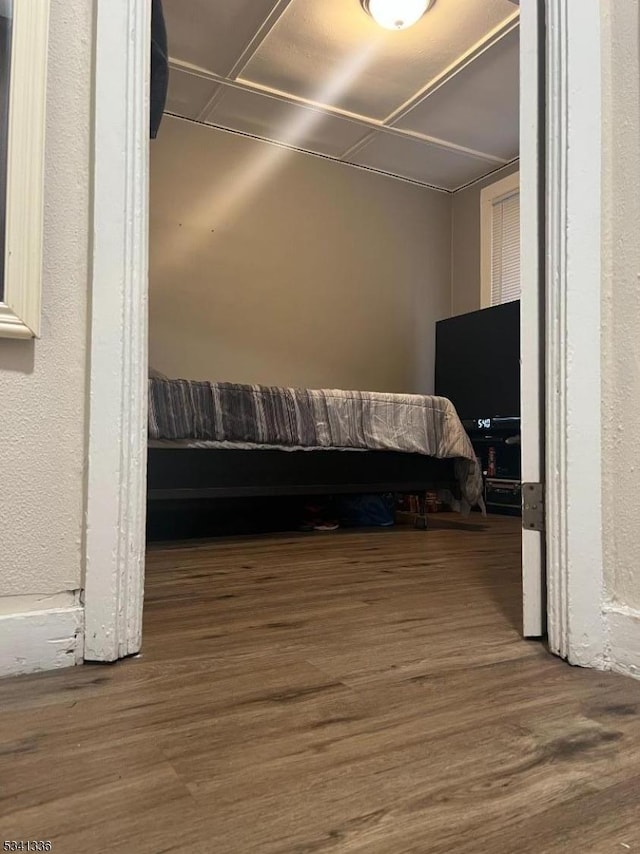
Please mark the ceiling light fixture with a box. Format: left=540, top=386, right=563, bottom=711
left=360, top=0, right=435, bottom=31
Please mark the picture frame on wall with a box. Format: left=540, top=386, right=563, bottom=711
left=0, top=0, right=49, bottom=339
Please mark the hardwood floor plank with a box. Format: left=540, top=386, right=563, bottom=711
left=2, top=515, right=640, bottom=852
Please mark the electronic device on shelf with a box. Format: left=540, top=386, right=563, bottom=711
left=485, top=478, right=522, bottom=514
left=462, top=415, right=521, bottom=434
left=468, top=422, right=521, bottom=480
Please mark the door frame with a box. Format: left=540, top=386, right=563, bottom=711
left=544, top=0, right=605, bottom=666
left=83, top=0, right=606, bottom=668
left=519, top=0, right=544, bottom=638
left=84, top=0, right=150, bottom=661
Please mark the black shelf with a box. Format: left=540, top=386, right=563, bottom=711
left=465, top=418, right=521, bottom=516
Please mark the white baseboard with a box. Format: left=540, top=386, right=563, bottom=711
left=0, top=605, right=84, bottom=678
left=605, top=605, right=640, bottom=680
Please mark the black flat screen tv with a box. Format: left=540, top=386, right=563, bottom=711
left=435, top=300, right=520, bottom=421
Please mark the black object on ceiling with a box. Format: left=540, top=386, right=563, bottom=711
left=150, top=0, right=168, bottom=140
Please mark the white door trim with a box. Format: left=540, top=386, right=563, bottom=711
left=83, top=0, right=150, bottom=661
left=545, top=0, right=606, bottom=666
left=519, top=0, right=544, bottom=638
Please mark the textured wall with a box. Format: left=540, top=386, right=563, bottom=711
left=450, top=161, right=519, bottom=316
left=149, top=117, right=452, bottom=394
left=0, top=0, right=92, bottom=596
left=601, top=0, right=640, bottom=611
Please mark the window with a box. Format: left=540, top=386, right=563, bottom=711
left=0, top=0, right=49, bottom=338
left=0, top=0, right=12, bottom=302
left=480, top=171, right=520, bottom=308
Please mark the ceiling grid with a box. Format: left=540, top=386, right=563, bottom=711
left=162, top=0, right=520, bottom=192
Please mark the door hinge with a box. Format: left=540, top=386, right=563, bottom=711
left=522, top=482, right=544, bottom=532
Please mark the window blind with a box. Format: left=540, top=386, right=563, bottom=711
left=490, top=191, right=520, bottom=306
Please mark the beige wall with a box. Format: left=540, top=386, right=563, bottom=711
left=149, top=117, right=452, bottom=394
left=601, top=0, right=640, bottom=611
left=450, top=161, right=519, bottom=317
left=0, top=0, right=92, bottom=597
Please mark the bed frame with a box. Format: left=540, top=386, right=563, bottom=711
left=147, top=446, right=458, bottom=500
left=146, top=447, right=460, bottom=539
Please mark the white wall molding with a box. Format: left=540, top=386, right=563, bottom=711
left=605, top=606, right=640, bottom=680
left=0, top=606, right=83, bottom=678
left=451, top=158, right=520, bottom=195
left=83, top=0, right=150, bottom=661
left=0, top=592, right=79, bottom=617
left=545, top=0, right=606, bottom=667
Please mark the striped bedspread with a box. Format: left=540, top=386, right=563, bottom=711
left=148, top=379, right=483, bottom=509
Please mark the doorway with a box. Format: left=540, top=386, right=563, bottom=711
left=83, top=0, right=603, bottom=669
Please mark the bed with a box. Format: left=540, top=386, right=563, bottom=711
left=146, top=378, right=484, bottom=526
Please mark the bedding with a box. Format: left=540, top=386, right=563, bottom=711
left=148, top=438, right=368, bottom=452
left=148, top=379, right=483, bottom=510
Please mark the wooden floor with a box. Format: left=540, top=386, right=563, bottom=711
left=2, top=515, right=640, bottom=852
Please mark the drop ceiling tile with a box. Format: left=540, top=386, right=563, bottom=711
left=165, top=69, right=218, bottom=120
left=394, top=27, right=519, bottom=159
left=206, top=87, right=371, bottom=158
left=163, top=0, right=283, bottom=76
left=350, top=132, right=499, bottom=190
left=240, top=0, right=519, bottom=121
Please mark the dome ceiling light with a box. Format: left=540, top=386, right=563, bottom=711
left=360, top=0, right=436, bottom=31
